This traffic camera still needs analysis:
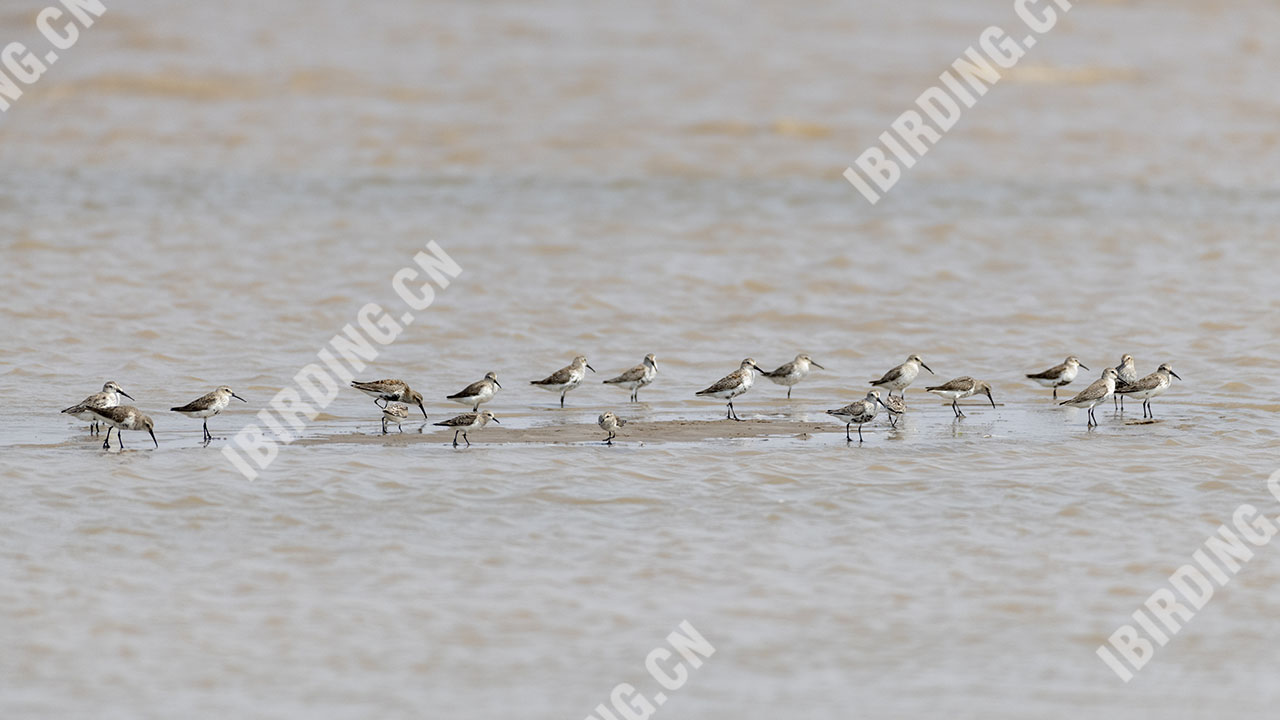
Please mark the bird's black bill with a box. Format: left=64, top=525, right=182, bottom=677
left=120, top=391, right=135, bottom=400
left=493, top=380, right=502, bottom=388
left=232, top=393, right=247, bottom=402
left=586, top=364, right=596, bottom=373
left=1170, top=371, right=1182, bottom=381
left=921, top=363, right=935, bottom=374
left=148, top=429, right=158, bottom=447
left=811, top=362, right=825, bottom=370
left=418, top=402, right=428, bottom=419
left=491, top=417, right=501, bottom=424
left=987, top=391, right=996, bottom=408
left=1079, top=364, right=1090, bottom=371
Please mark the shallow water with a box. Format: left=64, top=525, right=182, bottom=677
left=3, top=0, right=1280, bottom=717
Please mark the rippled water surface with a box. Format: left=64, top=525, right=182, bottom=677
left=3, top=1, right=1280, bottom=718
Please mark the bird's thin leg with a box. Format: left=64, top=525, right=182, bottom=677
left=560, top=392, right=566, bottom=409
left=463, top=432, right=471, bottom=447
left=398, top=423, right=403, bottom=434
left=382, top=417, right=388, bottom=435
left=1053, top=387, right=1058, bottom=400
left=102, top=427, right=112, bottom=450
left=845, top=423, right=852, bottom=442
left=787, top=387, right=792, bottom=400
left=452, top=430, right=460, bottom=447
left=118, top=432, right=125, bottom=450
left=858, top=424, right=864, bottom=443
left=1149, top=402, right=1156, bottom=419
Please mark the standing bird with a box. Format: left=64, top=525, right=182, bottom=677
left=62, top=381, right=134, bottom=435
left=381, top=403, right=409, bottom=434
left=602, top=353, right=659, bottom=402
left=1115, top=363, right=1181, bottom=419
left=433, top=410, right=499, bottom=447
left=1026, top=356, right=1089, bottom=399
left=447, top=372, right=501, bottom=411
left=696, top=358, right=763, bottom=421
left=762, top=354, right=825, bottom=399
left=1060, top=367, right=1120, bottom=428
left=869, top=354, right=934, bottom=397
left=350, top=379, right=427, bottom=419
left=926, top=377, right=996, bottom=418
left=827, top=390, right=891, bottom=442
left=881, top=393, right=907, bottom=428
left=530, top=356, right=594, bottom=408
left=170, top=385, right=247, bottom=444
left=1113, top=354, right=1138, bottom=410
left=598, top=411, right=626, bottom=445
left=86, top=405, right=157, bottom=450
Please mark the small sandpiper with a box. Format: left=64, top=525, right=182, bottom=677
left=926, top=377, right=995, bottom=418
left=170, top=385, right=246, bottom=444
left=881, top=393, right=907, bottom=428
left=826, top=390, right=891, bottom=442
left=602, top=353, right=658, bottom=402
left=1025, top=356, right=1089, bottom=399
left=598, top=411, right=626, bottom=445
left=381, top=403, right=409, bottom=433
left=447, top=372, right=501, bottom=411
left=1060, top=367, right=1119, bottom=428
left=762, top=354, right=825, bottom=399
left=696, top=358, right=763, bottom=421
left=61, top=381, right=133, bottom=435
left=530, top=356, right=594, bottom=408
left=1113, top=354, right=1138, bottom=410
left=1115, top=362, right=1181, bottom=419
left=869, top=354, right=934, bottom=397
left=433, top=410, right=499, bottom=447
left=86, top=405, right=157, bottom=450
left=351, top=379, right=427, bottom=419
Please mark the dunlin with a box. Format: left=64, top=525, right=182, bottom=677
left=170, top=385, right=246, bottom=444
left=351, top=379, right=427, bottom=419
left=762, top=354, right=825, bottom=399
left=869, top=354, right=934, bottom=397
left=62, top=381, right=133, bottom=435
left=1113, top=354, right=1138, bottom=410
left=598, top=411, right=626, bottom=445
left=447, top=372, right=501, bottom=411
left=1026, top=356, right=1089, bottom=399
left=926, top=377, right=995, bottom=418
left=695, top=358, right=763, bottom=421
left=826, top=390, right=891, bottom=442
left=86, top=405, right=157, bottom=450
left=1060, top=367, right=1119, bottom=428
left=382, top=403, right=409, bottom=434
left=531, top=356, right=594, bottom=408
left=602, top=353, right=658, bottom=402
left=433, top=410, right=499, bottom=447
left=881, top=393, right=907, bottom=428
left=1115, top=362, right=1181, bottom=419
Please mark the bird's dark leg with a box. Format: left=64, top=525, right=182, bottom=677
left=203, top=419, right=211, bottom=442
left=102, top=427, right=112, bottom=450
left=463, top=432, right=471, bottom=447
left=118, top=432, right=125, bottom=450
left=1053, top=387, right=1058, bottom=400
left=398, top=423, right=404, bottom=433
left=845, top=423, right=852, bottom=442
left=382, top=417, right=388, bottom=434
left=560, top=392, right=566, bottom=408
left=1148, top=402, right=1156, bottom=419
left=452, top=430, right=460, bottom=447
left=787, top=387, right=792, bottom=400
left=857, top=423, right=864, bottom=442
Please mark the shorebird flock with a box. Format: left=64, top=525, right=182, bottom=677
left=59, top=353, right=1181, bottom=449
